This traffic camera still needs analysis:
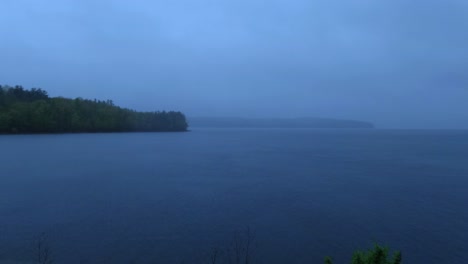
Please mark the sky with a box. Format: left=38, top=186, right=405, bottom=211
left=1, top=0, right=467, bottom=128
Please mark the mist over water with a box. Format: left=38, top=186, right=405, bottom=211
left=1, top=129, right=467, bottom=263
left=1, top=1, right=468, bottom=263
left=1, top=0, right=468, bottom=128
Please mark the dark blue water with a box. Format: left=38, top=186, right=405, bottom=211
left=0, top=129, right=467, bottom=264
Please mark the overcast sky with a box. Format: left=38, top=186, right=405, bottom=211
left=1, top=0, right=467, bottom=128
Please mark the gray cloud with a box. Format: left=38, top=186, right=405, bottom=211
left=1, top=0, right=467, bottom=128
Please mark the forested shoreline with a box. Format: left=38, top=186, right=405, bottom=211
left=0, top=85, right=188, bottom=133
left=189, top=117, right=374, bottom=129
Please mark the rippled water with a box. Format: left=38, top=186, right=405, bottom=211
left=0, top=129, right=467, bottom=263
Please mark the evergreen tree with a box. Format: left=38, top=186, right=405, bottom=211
left=327, top=245, right=401, bottom=264
left=0, top=85, right=188, bottom=134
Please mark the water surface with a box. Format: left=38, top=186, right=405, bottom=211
left=0, top=129, right=467, bottom=263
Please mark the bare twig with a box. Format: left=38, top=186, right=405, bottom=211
left=35, top=232, right=54, bottom=264
left=226, top=227, right=256, bottom=264
left=209, top=247, right=221, bottom=264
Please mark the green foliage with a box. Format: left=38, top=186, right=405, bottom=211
left=392, top=251, right=402, bottom=264
left=326, top=245, right=401, bottom=264
left=0, top=85, right=188, bottom=133
left=350, top=245, right=401, bottom=264
left=324, top=256, right=333, bottom=264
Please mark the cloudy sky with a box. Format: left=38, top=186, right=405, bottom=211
left=1, top=0, right=467, bottom=128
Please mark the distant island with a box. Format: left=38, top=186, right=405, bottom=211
left=0, top=85, right=188, bottom=133
left=189, top=117, right=374, bottom=129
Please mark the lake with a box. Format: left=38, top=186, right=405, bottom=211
left=0, top=129, right=467, bottom=263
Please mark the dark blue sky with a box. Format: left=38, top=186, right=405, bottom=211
left=1, top=0, right=467, bottom=128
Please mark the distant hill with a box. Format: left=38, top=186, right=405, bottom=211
left=189, top=117, right=374, bottom=129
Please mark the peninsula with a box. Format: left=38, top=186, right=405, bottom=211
left=0, top=85, right=188, bottom=133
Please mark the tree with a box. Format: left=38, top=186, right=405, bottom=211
left=325, top=245, right=401, bottom=264
left=0, top=85, right=188, bottom=133
left=0, top=86, right=5, bottom=108
left=324, top=256, right=333, bottom=264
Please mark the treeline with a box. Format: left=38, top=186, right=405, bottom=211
left=325, top=244, right=401, bottom=264
left=0, top=85, right=188, bottom=133
left=189, top=117, right=375, bottom=129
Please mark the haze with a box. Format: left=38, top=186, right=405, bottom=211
left=1, top=0, right=467, bottom=128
